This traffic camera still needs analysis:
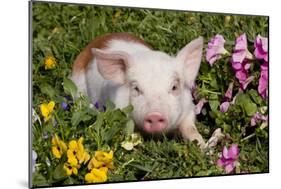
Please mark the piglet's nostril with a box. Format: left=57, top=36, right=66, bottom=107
left=147, top=119, right=152, bottom=124
left=159, top=119, right=164, bottom=123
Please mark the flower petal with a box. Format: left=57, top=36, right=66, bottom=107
left=235, top=70, right=247, bottom=81
left=47, top=101, right=55, bottom=111
left=69, top=140, right=78, bottom=150
left=241, top=75, right=254, bottom=90
left=121, top=141, right=134, bottom=150
left=194, top=98, right=207, bottom=115
left=222, top=146, right=229, bottom=159
left=224, top=82, right=234, bottom=100
left=254, top=35, right=268, bottom=62
left=220, top=101, right=230, bottom=113
left=217, top=158, right=225, bottom=167
left=228, top=144, right=239, bottom=159
left=224, top=163, right=235, bottom=173
left=206, top=34, right=228, bottom=65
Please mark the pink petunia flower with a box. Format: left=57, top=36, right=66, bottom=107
left=224, top=82, right=234, bottom=100
left=251, top=112, right=268, bottom=126
left=217, top=144, right=239, bottom=173
left=240, top=75, right=255, bottom=91
left=206, top=34, right=229, bottom=66
left=194, top=98, right=207, bottom=115
left=231, top=34, right=254, bottom=90
left=220, top=82, right=233, bottom=113
left=254, top=35, right=268, bottom=62
left=220, top=101, right=230, bottom=113
left=232, top=33, right=253, bottom=63
left=191, top=84, right=199, bottom=101
left=258, top=62, right=268, bottom=99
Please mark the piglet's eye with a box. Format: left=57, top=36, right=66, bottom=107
left=130, top=82, right=143, bottom=96
left=170, top=80, right=180, bottom=95
left=134, top=86, right=140, bottom=93
left=172, top=85, right=178, bottom=91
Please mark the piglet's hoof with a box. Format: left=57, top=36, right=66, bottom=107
left=205, top=128, right=225, bottom=149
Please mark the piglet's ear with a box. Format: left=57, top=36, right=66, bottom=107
left=91, top=48, right=130, bottom=84
left=176, top=37, right=203, bottom=88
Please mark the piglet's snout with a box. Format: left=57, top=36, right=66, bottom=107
left=143, top=112, right=168, bottom=133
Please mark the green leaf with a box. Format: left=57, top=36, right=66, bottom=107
left=125, top=120, right=135, bottom=136
left=71, top=110, right=89, bottom=127
left=63, top=177, right=77, bottom=185
left=129, top=163, right=153, bottom=172
left=122, top=104, right=134, bottom=114
left=103, top=124, right=120, bottom=142
left=209, top=100, right=219, bottom=112
left=32, top=172, right=48, bottom=187
left=236, top=93, right=257, bottom=116
left=63, top=78, right=77, bottom=98
left=71, top=111, right=83, bottom=127
left=210, top=78, right=218, bottom=89
left=105, top=100, right=115, bottom=110
left=248, top=89, right=263, bottom=105
left=82, top=115, right=92, bottom=122
left=53, top=163, right=67, bottom=180
left=244, top=101, right=257, bottom=116
left=39, top=83, right=56, bottom=98
left=93, top=113, right=104, bottom=129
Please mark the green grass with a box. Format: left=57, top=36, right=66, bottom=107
left=31, top=2, right=269, bottom=187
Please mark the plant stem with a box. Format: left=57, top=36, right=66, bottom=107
left=53, top=111, right=64, bottom=141
left=122, top=158, right=135, bottom=169
left=198, top=89, right=221, bottom=95
left=241, top=133, right=255, bottom=142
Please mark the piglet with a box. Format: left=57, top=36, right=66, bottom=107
left=71, top=33, right=205, bottom=148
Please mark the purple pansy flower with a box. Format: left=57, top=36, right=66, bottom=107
left=60, top=96, right=73, bottom=110
left=217, top=144, right=239, bottom=173
left=206, top=34, right=229, bottom=66
left=61, top=102, right=68, bottom=110
left=194, top=98, right=207, bottom=115
left=231, top=34, right=254, bottom=90
left=32, top=150, right=37, bottom=173
left=251, top=112, right=268, bottom=126
left=258, top=62, right=268, bottom=99
left=94, top=101, right=100, bottom=109
left=92, top=101, right=106, bottom=112
left=64, top=95, right=72, bottom=101
left=254, top=35, right=268, bottom=62
left=102, top=105, right=107, bottom=112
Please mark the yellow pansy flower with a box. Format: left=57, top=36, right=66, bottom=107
left=95, top=150, right=113, bottom=164
left=67, top=137, right=90, bottom=166
left=84, top=167, right=108, bottom=183
left=51, top=134, right=67, bottom=159
left=77, top=137, right=90, bottom=164
left=63, top=163, right=79, bottom=176
left=44, top=56, right=56, bottom=70
left=67, top=148, right=78, bottom=166
left=40, top=101, right=55, bottom=122
left=88, top=150, right=114, bottom=170
left=88, top=156, right=105, bottom=170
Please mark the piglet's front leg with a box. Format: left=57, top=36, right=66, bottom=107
left=179, top=113, right=206, bottom=150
